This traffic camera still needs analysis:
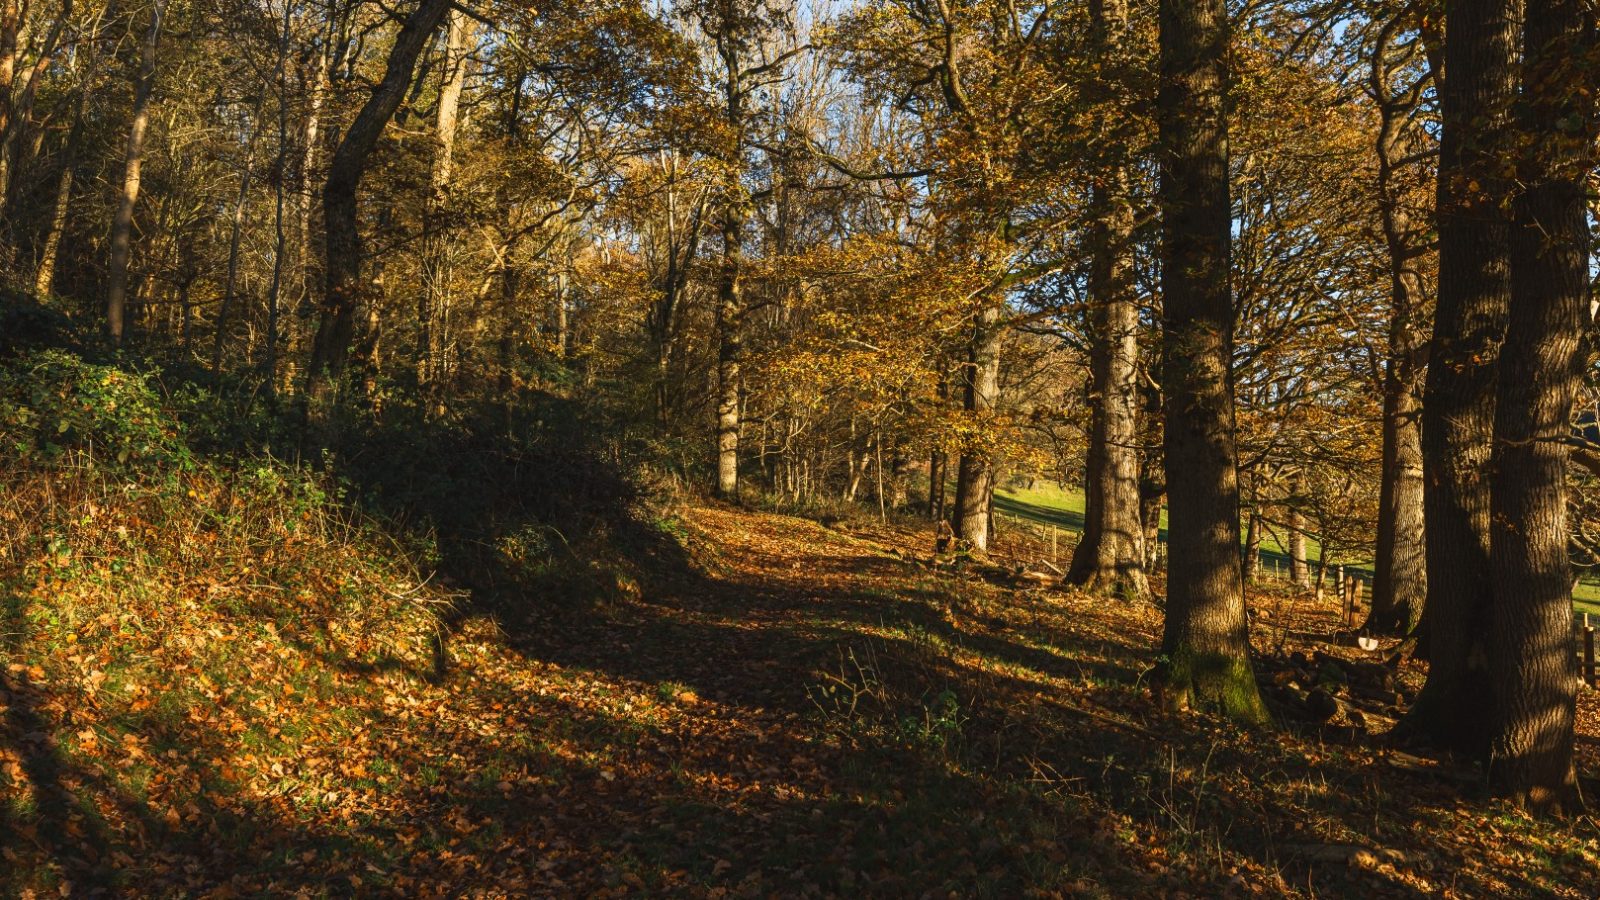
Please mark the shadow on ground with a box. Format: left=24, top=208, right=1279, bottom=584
left=3, top=385, right=1595, bottom=894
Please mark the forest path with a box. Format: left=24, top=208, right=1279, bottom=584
left=463, top=502, right=1600, bottom=898
left=464, top=501, right=1162, bottom=896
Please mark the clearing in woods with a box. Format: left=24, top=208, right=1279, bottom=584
left=6, top=501, right=1600, bottom=896
left=994, top=481, right=1600, bottom=615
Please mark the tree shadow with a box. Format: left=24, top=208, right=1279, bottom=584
left=993, top=492, right=1088, bottom=533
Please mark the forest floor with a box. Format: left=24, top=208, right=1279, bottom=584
left=7, top=496, right=1600, bottom=897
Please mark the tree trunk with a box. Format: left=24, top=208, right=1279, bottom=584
left=1485, top=0, right=1593, bottom=814
left=418, top=7, right=475, bottom=389
left=262, top=0, right=295, bottom=389
left=648, top=156, right=710, bottom=426
left=1140, top=478, right=1163, bottom=571
left=714, top=196, right=745, bottom=499
left=1156, top=0, right=1265, bottom=722
left=294, top=20, right=336, bottom=338
left=307, top=0, right=452, bottom=399
left=1288, top=505, right=1310, bottom=588
left=929, top=373, right=950, bottom=521
left=497, top=262, right=518, bottom=395
left=1365, top=15, right=1430, bottom=636
left=1367, top=346, right=1427, bottom=633
left=712, top=35, right=748, bottom=500
left=105, top=0, right=164, bottom=345
left=214, top=94, right=267, bottom=375
left=1396, top=0, right=1517, bottom=755
left=34, top=157, right=71, bottom=297
left=1139, top=401, right=1165, bottom=572
left=952, top=305, right=1001, bottom=552
left=0, top=0, right=19, bottom=147
left=553, top=267, right=569, bottom=359
left=1067, top=0, right=1146, bottom=598
left=1242, top=511, right=1261, bottom=584
left=889, top=449, right=909, bottom=509
left=0, top=0, right=69, bottom=210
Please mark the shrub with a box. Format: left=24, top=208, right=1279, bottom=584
left=0, top=349, right=191, bottom=470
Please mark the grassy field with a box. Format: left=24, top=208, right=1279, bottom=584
left=994, top=480, right=1333, bottom=570
left=994, top=480, right=1600, bottom=616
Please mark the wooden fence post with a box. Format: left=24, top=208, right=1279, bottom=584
left=1586, top=625, right=1596, bottom=688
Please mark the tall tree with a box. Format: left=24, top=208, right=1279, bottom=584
left=1065, top=0, right=1147, bottom=599
left=714, top=34, right=747, bottom=501
left=417, top=7, right=477, bottom=392
left=1397, top=0, right=1517, bottom=753
left=33, top=10, right=102, bottom=300
left=213, top=90, right=269, bottom=375
left=1363, top=11, right=1434, bottom=636
left=1156, top=0, right=1266, bottom=720
left=0, top=0, right=73, bottom=208
left=1486, top=0, right=1595, bottom=813
left=951, top=304, right=1001, bottom=550
left=690, top=0, right=797, bottom=500
left=306, top=0, right=453, bottom=399
left=105, top=0, right=165, bottom=345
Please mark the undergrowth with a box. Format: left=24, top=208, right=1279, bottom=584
left=0, top=334, right=667, bottom=893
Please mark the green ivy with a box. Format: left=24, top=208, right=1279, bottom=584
left=0, top=349, right=193, bottom=471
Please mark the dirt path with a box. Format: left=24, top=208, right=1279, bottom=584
left=457, top=503, right=1599, bottom=898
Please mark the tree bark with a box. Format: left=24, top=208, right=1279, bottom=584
left=1397, top=0, right=1518, bottom=754
left=1156, top=0, right=1266, bottom=721
left=0, top=0, right=70, bottom=209
left=712, top=33, right=749, bottom=500
left=306, top=0, right=452, bottom=398
left=952, top=305, right=1001, bottom=552
left=1288, top=504, right=1310, bottom=588
left=1242, top=511, right=1261, bottom=583
left=418, top=7, right=475, bottom=389
left=1486, top=0, right=1594, bottom=814
left=889, top=448, right=909, bottom=509
left=714, top=196, right=745, bottom=499
left=1365, top=15, right=1431, bottom=636
left=1066, top=0, right=1146, bottom=599
left=34, top=78, right=84, bottom=302
left=105, top=0, right=165, bottom=345
left=214, top=93, right=268, bottom=375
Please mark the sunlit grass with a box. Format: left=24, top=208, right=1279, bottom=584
left=996, top=479, right=1600, bottom=614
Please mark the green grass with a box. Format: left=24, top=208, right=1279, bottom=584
left=993, top=481, right=1090, bottom=523
left=996, top=480, right=1600, bottom=616
left=997, top=480, right=1323, bottom=560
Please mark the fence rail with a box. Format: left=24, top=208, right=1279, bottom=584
left=991, top=512, right=1360, bottom=591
